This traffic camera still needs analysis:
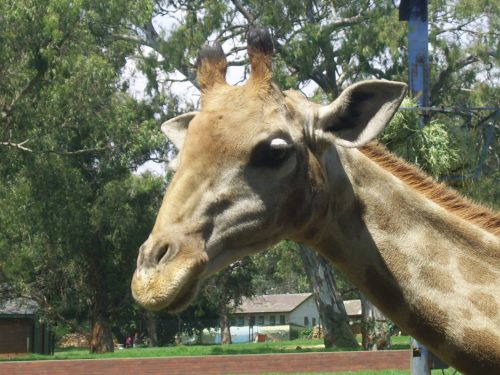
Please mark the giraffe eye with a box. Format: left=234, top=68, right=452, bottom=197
left=269, top=138, right=291, bottom=161
left=250, top=137, right=293, bottom=168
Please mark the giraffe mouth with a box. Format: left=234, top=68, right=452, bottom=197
left=162, top=275, right=201, bottom=313
left=131, top=254, right=207, bottom=312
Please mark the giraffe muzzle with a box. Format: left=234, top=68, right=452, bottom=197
left=131, top=235, right=209, bottom=312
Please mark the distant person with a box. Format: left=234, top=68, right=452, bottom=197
left=125, top=335, right=132, bottom=348
left=133, top=332, right=140, bottom=348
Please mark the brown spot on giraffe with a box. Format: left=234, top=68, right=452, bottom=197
left=406, top=296, right=448, bottom=347
left=469, top=291, right=498, bottom=317
left=458, top=256, right=497, bottom=285
left=459, top=308, right=472, bottom=320
left=421, top=241, right=450, bottom=265
left=419, top=265, right=454, bottom=293
left=453, top=328, right=500, bottom=375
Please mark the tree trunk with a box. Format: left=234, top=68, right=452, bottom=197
left=298, top=244, right=358, bottom=349
left=361, top=295, right=390, bottom=350
left=145, top=311, right=158, bottom=347
left=219, top=301, right=232, bottom=344
left=89, top=312, right=114, bottom=353
left=196, top=329, right=203, bottom=344
left=88, top=259, right=114, bottom=353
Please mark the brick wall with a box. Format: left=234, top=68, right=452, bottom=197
left=0, top=350, right=410, bottom=374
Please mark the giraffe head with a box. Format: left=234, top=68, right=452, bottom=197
left=131, top=28, right=407, bottom=311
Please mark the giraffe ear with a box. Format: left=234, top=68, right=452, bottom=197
left=317, top=80, right=407, bottom=148
left=161, top=112, right=198, bottom=151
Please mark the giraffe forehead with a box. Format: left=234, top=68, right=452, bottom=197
left=188, top=111, right=261, bottom=149
left=185, top=101, right=290, bottom=158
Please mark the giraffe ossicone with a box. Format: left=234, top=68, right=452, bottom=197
left=132, top=27, right=500, bottom=374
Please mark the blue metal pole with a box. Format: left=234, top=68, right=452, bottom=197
left=407, top=0, right=429, bottom=108
left=400, top=3, right=434, bottom=374
left=411, top=338, right=431, bottom=374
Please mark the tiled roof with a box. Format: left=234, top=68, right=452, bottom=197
left=0, top=297, right=39, bottom=316
left=236, top=294, right=373, bottom=318
left=236, top=293, right=313, bottom=314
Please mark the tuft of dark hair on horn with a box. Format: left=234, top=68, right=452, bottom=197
left=196, top=42, right=226, bottom=68
left=247, top=26, right=274, bottom=55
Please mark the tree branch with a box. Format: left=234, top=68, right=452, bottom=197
left=0, top=140, right=109, bottom=156
left=227, top=59, right=248, bottom=67
left=215, top=25, right=246, bottom=43
left=47, top=147, right=109, bottom=156
left=1, top=71, right=45, bottom=124
left=28, top=291, right=89, bottom=336
left=430, top=51, right=479, bottom=104
left=0, top=139, right=32, bottom=152
left=112, top=33, right=157, bottom=50
left=230, top=0, right=256, bottom=24
left=321, top=15, right=365, bottom=36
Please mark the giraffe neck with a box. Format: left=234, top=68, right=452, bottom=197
left=310, top=145, right=500, bottom=374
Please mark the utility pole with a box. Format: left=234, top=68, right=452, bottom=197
left=399, top=1, right=447, bottom=374
left=400, top=0, right=430, bottom=125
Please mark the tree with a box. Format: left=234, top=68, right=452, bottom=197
left=428, top=0, right=498, bottom=107
left=202, top=258, right=257, bottom=344
left=297, top=245, right=358, bottom=348
left=0, top=0, right=170, bottom=352
left=126, top=0, right=497, bottom=180
left=251, top=241, right=310, bottom=295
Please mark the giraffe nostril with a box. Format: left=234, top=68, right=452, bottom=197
left=137, top=241, right=177, bottom=269
left=137, top=245, right=145, bottom=269
left=156, top=245, right=170, bottom=264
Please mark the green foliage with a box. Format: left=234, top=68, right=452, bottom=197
left=428, top=0, right=499, bottom=106
left=382, top=96, right=498, bottom=210
left=0, top=0, right=172, bottom=352
left=299, top=327, right=314, bottom=338
left=381, top=98, right=470, bottom=177
left=251, top=241, right=310, bottom=295
left=134, top=1, right=407, bottom=97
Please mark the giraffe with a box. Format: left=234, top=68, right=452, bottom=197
left=131, top=28, right=500, bottom=374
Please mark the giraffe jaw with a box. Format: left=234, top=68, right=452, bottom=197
left=131, top=255, right=207, bottom=312
left=131, top=234, right=277, bottom=312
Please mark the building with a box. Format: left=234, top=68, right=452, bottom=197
left=234, top=293, right=319, bottom=329
left=185, top=294, right=379, bottom=344
left=228, top=293, right=367, bottom=343
left=0, top=295, right=53, bottom=356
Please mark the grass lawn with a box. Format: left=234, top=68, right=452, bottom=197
left=3, top=336, right=411, bottom=361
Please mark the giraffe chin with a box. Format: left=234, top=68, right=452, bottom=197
left=132, top=273, right=201, bottom=312
left=163, top=277, right=201, bottom=313
left=131, top=260, right=205, bottom=313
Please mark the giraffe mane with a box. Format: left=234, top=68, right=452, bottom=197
left=360, top=142, right=500, bottom=236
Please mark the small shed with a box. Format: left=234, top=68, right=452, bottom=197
left=0, top=296, right=53, bottom=356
